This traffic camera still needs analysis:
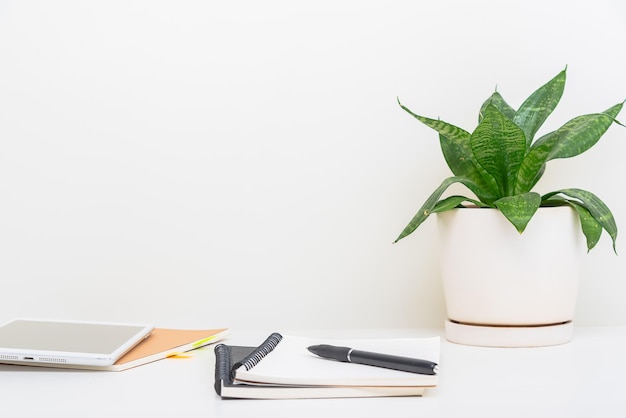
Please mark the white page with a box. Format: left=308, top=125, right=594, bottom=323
left=234, top=335, right=440, bottom=387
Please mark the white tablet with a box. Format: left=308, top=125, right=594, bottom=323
left=0, top=318, right=154, bottom=367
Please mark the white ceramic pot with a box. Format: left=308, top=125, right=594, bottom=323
left=437, top=206, right=585, bottom=346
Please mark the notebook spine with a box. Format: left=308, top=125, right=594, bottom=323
left=230, top=332, right=283, bottom=377
left=214, top=344, right=232, bottom=395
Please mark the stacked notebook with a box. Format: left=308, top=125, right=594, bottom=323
left=214, top=332, right=440, bottom=399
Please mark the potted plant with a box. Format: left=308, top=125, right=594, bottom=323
left=395, top=68, right=623, bottom=347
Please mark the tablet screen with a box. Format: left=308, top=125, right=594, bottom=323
left=0, top=319, right=153, bottom=365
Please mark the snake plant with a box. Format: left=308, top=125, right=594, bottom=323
left=394, top=68, right=623, bottom=252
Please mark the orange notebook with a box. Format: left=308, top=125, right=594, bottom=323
left=110, top=327, right=229, bottom=371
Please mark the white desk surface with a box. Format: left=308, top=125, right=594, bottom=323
left=1, top=326, right=624, bottom=418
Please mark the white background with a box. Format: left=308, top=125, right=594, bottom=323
left=0, top=0, right=624, bottom=330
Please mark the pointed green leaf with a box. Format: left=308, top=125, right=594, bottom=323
left=540, top=106, right=622, bottom=160
left=543, top=197, right=603, bottom=251
left=432, top=195, right=490, bottom=212
left=543, top=188, right=617, bottom=252
left=438, top=134, right=499, bottom=204
left=479, top=91, right=516, bottom=123
left=571, top=203, right=603, bottom=252
left=515, top=102, right=624, bottom=194
left=471, top=104, right=526, bottom=197
left=514, top=69, right=566, bottom=147
left=397, top=98, right=500, bottom=202
left=494, top=192, right=541, bottom=233
left=394, top=176, right=485, bottom=243
left=602, top=101, right=625, bottom=120
left=398, top=99, right=471, bottom=142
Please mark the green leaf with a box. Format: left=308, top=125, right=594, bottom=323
left=494, top=192, right=541, bottom=233
left=540, top=105, right=622, bottom=160
left=571, top=203, right=604, bottom=252
left=471, top=104, right=527, bottom=197
left=514, top=69, right=566, bottom=147
left=398, top=99, right=471, bottom=142
left=432, top=195, right=490, bottom=212
left=479, top=91, right=516, bottom=123
left=602, top=101, right=625, bottom=120
left=438, top=134, right=499, bottom=204
left=543, top=188, right=618, bottom=252
left=515, top=102, right=624, bottom=194
left=543, top=197, right=603, bottom=251
left=394, top=176, right=486, bottom=243
left=397, top=98, right=500, bottom=203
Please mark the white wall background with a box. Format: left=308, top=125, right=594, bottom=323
left=0, top=0, right=625, bottom=330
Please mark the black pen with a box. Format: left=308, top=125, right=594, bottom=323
left=307, top=344, right=438, bottom=375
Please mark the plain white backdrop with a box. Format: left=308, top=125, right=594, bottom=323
left=0, top=0, right=625, bottom=330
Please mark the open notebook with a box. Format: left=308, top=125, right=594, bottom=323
left=214, top=333, right=440, bottom=399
